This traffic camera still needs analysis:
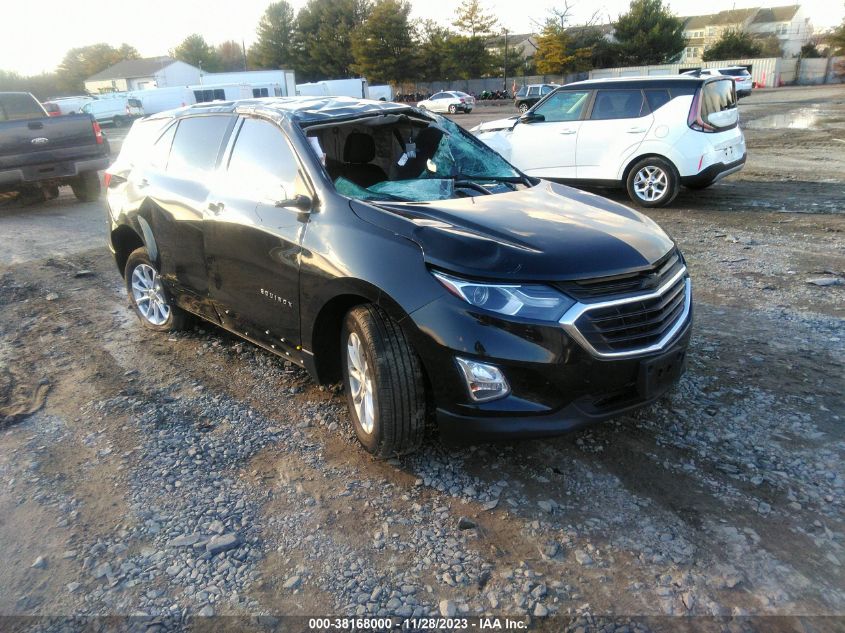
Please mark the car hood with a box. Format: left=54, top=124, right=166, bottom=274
left=471, top=116, right=520, bottom=134
left=350, top=181, right=675, bottom=281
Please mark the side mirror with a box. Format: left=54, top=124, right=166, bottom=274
left=519, top=111, right=545, bottom=123
left=275, top=193, right=313, bottom=212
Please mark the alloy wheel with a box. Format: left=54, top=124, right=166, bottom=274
left=633, top=165, right=668, bottom=202
left=131, top=263, right=171, bottom=326
left=347, top=332, right=375, bottom=434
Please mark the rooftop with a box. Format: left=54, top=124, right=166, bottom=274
left=149, top=96, right=413, bottom=125
left=85, top=57, right=181, bottom=82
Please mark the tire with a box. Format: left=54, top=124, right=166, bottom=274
left=113, top=115, right=125, bottom=127
left=448, top=104, right=457, bottom=114
left=341, top=304, right=426, bottom=457
left=70, top=171, right=101, bottom=202
left=124, top=247, right=188, bottom=332
left=518, top=103, right=529, bottom=113
left=625, top=157, right=680, bottom=208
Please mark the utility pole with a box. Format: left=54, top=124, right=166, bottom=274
left=503, top=29, right=509, bottom=93
left=242, top=39, right=248, bottom=71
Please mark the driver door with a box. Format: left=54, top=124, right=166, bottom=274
left=204, top=117, right=310, bottom=354
left=509, top=90, right=591, bottom=179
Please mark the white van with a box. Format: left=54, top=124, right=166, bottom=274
left=129, top=87, right=195, bottom=115
left=81, top=97, right=144, bottom=127
left=472, top=75, right=746, bottom=207
left=43, top=95, right=95, bottom=115
left=297, top=78, right=369, bottom=99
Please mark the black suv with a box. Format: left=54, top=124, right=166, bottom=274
left=106, top=97, right=692, bottom=456
left=514, top=84, right=560, bottom=113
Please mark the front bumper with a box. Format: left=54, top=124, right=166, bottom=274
left=407, top=289, right=693, bottom=442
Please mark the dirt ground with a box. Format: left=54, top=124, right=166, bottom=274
left=0, top=84, right=843, bottom=632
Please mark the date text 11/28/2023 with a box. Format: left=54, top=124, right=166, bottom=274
left=307, top=617, right=529, bottom=630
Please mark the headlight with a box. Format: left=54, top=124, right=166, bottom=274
left=432, top=271, right=576, bottom=321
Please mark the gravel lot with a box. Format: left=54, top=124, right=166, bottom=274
left=0, top=85, right=843, bottom=632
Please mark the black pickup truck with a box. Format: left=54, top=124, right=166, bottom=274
left=0, top=92, right=110, bottom=201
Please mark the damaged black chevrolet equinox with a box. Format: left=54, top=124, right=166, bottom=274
left=106, top=97, right=692, bottom=456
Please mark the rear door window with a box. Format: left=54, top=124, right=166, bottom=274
left=590, top=90, right=646, bottom=120
left=168, top=115, right=232, bottom=175
left=701, top=79, right=737, bottom=129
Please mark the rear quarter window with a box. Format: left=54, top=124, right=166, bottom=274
left=0, top=93, right=45, bottom=121
left=701, top=79, right=737, bottom=129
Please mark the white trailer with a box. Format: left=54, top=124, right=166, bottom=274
left=201, top=70, right=296, bottom=97
left=128, top=87, right=196, bottom=114
left=297, top=78, right=370, bottom=99
left=369, top=85, right=394, bottom=101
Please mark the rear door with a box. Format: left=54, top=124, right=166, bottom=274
left=204, top=116, right=310, bottom=352
left=576, top=88, right=654, bottom=180
left=143, top=114, right=235, bottom=297
left=508, top=89, right=591, bottom=178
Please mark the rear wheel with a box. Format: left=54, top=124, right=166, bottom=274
left=125, top=247, right=188, bottom=332
left=625, top=157, right=680, bottom=208
left=341, top=305, right=426, bottom=457
left=70, top=171, right=101, bottom=202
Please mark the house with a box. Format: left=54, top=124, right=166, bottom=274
left=486, top=33, right=538, bottom=61
left=680, top=5, right=812, bottom=63
left=746, top=5, right=811, bottom=57
left=84, top=57, right=202, bottom=94
left=680, top=8, right=758, bottom=62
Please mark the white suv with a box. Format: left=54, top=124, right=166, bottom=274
left=472, top=76, right=746, bottom=207
left=683, top=67, right=753, bottom=97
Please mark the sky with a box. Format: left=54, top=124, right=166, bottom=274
left=1, top=0, right=843, bottom=76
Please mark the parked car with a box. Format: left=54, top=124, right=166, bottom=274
left=473, top=76, right=746, bottom=207
left=106, top=96, right=692, bottom=456
left=514, top=83, right=560, bottom=113
left=682, top=67, right=753, bottom=97
left=42, top=102, right=62, bottom=117
left=81, top=96, right=143, bottom=127
left=452, top=91, right=476, bottom=108
left=417, top=91, right=473, bottom=114
left=0, top=92, right=109, bottom=201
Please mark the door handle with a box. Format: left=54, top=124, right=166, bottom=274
left=626, top=127, right=647, bottom=133
left=558, top=129, right=576, bottom=135
left=207, top=201, right=224, bottom=214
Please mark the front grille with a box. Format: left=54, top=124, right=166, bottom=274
left=572, top=273, right=689, bottom=355
left=555, top=249, right=683, bottom=301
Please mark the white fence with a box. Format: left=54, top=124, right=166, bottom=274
left=589, top=57, right=844, bottom=87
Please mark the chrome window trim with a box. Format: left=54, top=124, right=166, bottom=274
left=559, top=266, right=691, bottom=359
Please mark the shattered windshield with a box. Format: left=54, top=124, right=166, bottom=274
left=309, top=111, right=524, bottom=203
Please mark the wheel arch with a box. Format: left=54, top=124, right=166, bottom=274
left=619, top=152, right=680, bottom=184
left=306, top=281, right=416, bottom=386
left=110, top=224, right=144, bottom=277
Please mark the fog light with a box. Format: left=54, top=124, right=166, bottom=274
left=455, top=357, right=510, bottom=402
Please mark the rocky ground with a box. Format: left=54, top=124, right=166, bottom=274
left=0, top=85, right=843, bottom=632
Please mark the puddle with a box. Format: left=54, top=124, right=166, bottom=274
left=744, top=107, right=820, bottom=130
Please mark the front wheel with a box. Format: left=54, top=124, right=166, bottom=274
left=625, top=157, right=680, bottom=208
left=341, top=305, right=426, bottom=457
left=70, top=171, right=101, bottom=202
left=125, top=247, right=188, bottom=332
left=448, top=104, right=457, bottom=114
left=518, top=103, right=529, bottom=113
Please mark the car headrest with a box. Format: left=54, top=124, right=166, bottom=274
left=343, top=132, right=376, bottom=164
